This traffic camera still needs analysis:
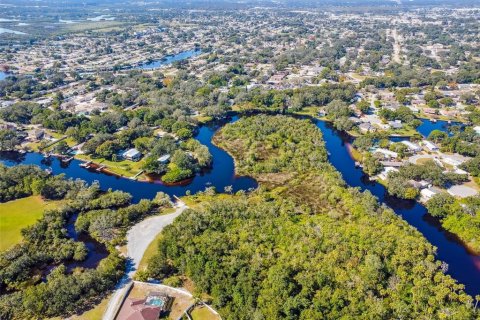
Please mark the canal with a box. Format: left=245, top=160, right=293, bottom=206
left=1, top=115, right=478, bottom=296
left=0, top=116, right=257, bottom=203
left=314, top=119, right=480, bottom=297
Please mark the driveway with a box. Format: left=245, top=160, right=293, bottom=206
left=103, top=203, right=187, bottom=320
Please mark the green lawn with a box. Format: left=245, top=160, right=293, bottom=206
left=75, top=154, right=146, bottom=179
left=190, top=305, right=221, bottom=320
left=0, top=196, right=59, bottom=252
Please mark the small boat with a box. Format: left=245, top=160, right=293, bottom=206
left=45, top=168, right=53, bottom=175
left=431, top=119, right=437, bottom=123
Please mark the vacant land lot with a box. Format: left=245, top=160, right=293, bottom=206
left=0, top=196, right=58, bottom=251
left=190, top=305, right=221, bottom=320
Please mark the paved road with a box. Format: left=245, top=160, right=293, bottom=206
left=102, top=203, right=187, bottom=320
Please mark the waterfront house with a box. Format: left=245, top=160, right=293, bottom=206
left=423, top=108, right=437, bottom=115
left=157, top=154, right=171, bottom=164
left=420, top=188, right=439, bottom=200
left=378, top=167, right=399, bottom=180
left=359, top=122, right=374, bottom=133
left=122, top=148, right=142, bottom=162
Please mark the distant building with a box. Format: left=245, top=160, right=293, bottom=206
left=423, top=108, right=437, bottom=115
left=34, top=129, right=45, bottom=140
left=401, top=140, right=422, bottom=153
left=378, top=167, right=399, bottom=180
left=442, top=156, right=464, bottom=167
left=474, top=126, right=480, bottom=135
left=388, top=120, right=403, bottom=129
left=374, top=148, right=398, bottom=159
left=423, top=140, right=439, bottom=151
left=122, top=148, right=142, bottom=161
left=359, top=122, right=374, bottom=133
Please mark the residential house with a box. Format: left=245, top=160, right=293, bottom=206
left=122, top=148, right=142, bottom=162
left=116, top=292, right=172, bottom=320
left=388, top=120, right=403, bottom=129
left=359, top=122, right=374, bottom=133
left=474, top=126, right=480, bottom=135
left=378, top=167, right=399, bottom=180
left=401, top=141, right=422, bottom=153
left=157, top=154, right=171, bottom=164
left=374, top=148, right=398, bottom=159
left=420, top=188, right=439, bottom=200
left=423, top=140, right=439, bottom=151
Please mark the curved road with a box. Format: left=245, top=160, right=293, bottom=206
left=103, top=203, right=187, bottom=320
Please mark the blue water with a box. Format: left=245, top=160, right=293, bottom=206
left=0, top=116, right=257, bottom=203
left=314, top=119, right=480, bottom=296
left=417, top=119, right=460, bottom=138
left=2, top=115, right=479, bottom=296
left=135, top=49, right=202, bottom=70
left=0, top=71, right=9, bottom=80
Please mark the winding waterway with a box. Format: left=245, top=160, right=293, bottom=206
left=0, top=117, right=257, bottom=203
left=1, top=115, right=479, bottom=296
left=314, top=119, right=480, bottom=297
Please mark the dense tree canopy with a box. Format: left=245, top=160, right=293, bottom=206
left=146, top=115, right=474, bottom=319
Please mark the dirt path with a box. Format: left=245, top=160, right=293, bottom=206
left=102, top=203, right=187, bottom=320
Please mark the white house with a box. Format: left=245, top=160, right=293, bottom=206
left=421, top=188, right=439, bottom=200
left=474, top=126, right=480, bottom=135
left=378, top=167, right=399, bottom=180
left=401, top=141, right=422, bottom=153
left=157, top=154, right=171, bottom=164
left=388, top=120, right=403, bottom=129
left=122, top=148, right=142, bottom=161
left=373, top=148, right=398, bottom=159
left=442, top=156, right=464, bottom=167
left=423, top=140, right=439, bottom=151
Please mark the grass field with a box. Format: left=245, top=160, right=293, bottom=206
left=190, top=305, right=221, bottom=320
left=0, top=196, right=59, bottom=252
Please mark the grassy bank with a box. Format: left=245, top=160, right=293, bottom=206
left=0, top=196, right=60, bottom=251
left=75, top=153, right=146, bottom=179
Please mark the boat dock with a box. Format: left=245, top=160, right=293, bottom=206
left=79, top=160, right=93, bottom=168
left=130, top=170, right=145, bottom=180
